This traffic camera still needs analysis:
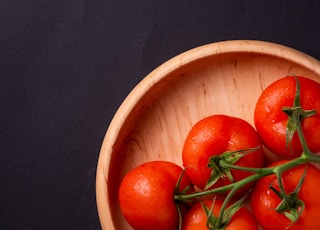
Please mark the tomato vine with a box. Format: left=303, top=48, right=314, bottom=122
left=174, top=76, right=320, bottom=229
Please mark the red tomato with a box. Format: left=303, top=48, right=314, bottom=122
left=254, top=76, right=320, bottom=158
left=251, top=161, right=320, bottom=230
left=182, top=115, right=264, bottom=192
left=181, top=199, right=258, bottom=230
left=118, top=160, right=193, bottom=230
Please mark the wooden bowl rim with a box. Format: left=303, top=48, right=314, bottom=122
left=95, top=40, right=320, bottom=230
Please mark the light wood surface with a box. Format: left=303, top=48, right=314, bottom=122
left=96, top=40, right=320, bottom=230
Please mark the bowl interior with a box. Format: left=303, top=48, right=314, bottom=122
left=96, top=40, right=320, bottom=230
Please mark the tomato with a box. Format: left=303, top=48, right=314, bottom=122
left=182, top=115, right=264, bottom=192
left=118, top=160, right=193, bottom=230
left=251, top=160, right=320, bottom=230
left=254, top=76, right=320, bottom=158
left=181, top=199, right=258, bottom=230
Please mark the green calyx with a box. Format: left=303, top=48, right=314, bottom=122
left=282, top=76, right=316, bottom=154
left=174, top=167, right=195, bottom=230
left=203, top=195, right=247, bottom=230
left=205, top=147, right=260, bottom=190
left=269, top=166, right=308, bottom=224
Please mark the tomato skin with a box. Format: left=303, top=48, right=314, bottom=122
left=118, top=161, right=193, bottom=230
left=182, top=115, right=264, bottom=191
left=251, top=160, right=320, bottom=230
left=254, top=76, right=320, bottom=158
left=181, top=199, right=258, bottom=230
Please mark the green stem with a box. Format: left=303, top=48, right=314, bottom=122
left=293, top=112, right=313, bottom=158
left=175, top=153, right=320, bottom=202
left=175, top=167, right=273, bottom=201
left=219, top=160, right=267, bottom=174
left=282, top=76, right=317, bottom=156
left=216, top=184, right=240, bottom=226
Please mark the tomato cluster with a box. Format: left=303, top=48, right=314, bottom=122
left=118, top=75, right=320, bottom=230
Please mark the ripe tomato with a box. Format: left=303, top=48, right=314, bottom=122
left=182, top=115, right=264, bottom=192
left=118, top=160, right=193, bottom=230
left=181, top=199, right=258, bottom=230
left=254, top=76, right=320, bottom=158
left=251, top=160, right=320, bottom=230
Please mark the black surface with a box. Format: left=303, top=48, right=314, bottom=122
left=1, top=0, right=320, bottom=229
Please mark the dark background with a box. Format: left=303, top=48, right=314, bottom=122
left=1, top=0, right=320, bottom=229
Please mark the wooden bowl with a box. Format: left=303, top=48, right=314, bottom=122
left=96, top=40, right=320, bottom=230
